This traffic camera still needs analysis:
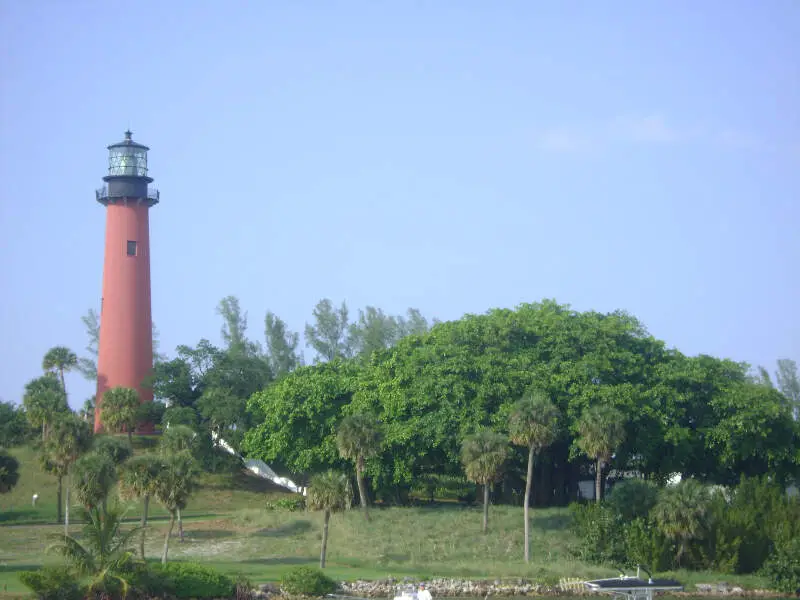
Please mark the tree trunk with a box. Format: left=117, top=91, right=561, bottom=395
left=524, top=445, right=535, bottom=562
left=59, top=368, right=66, bottom=395
left=320, top=509, right=330, bottom=568
left=140, top=495, right=150, bottom=559
left=64, top=480, right=70, bottom=536
left=356, top=457, right=370, bottom=521
left=595, top=458, right=603, bottom=503
left=56, top=476, right=63, bottom=524
left=177, top=507, right=184, bottom=542
left=128, top=428, right=133, bottom=446
left=162, top=511, right=175, bottom=564
left=482, top=483, right=490, bottom=534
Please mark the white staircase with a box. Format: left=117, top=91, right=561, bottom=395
left=211, top=431, right=306, bottom=496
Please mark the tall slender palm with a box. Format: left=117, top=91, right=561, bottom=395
left=576, top=405, right=626, bottom=503
left=152, top=451, right=197, bottom=564
left=461, top=429, right=510, bottom=533
left=336, top=413, right=382, bottom=521
left=508, top=390, right=561, bottom=562
left=100, top=387, right=140, bottom=443
left=308, top=470, right=352, bottom=568
left=119, top=455, right=162, bottom=559
left=39, top=414, right=92, bottom=528
left=158, top=425, right=197, bottom=541
left=42, top=346, right=78, bottom=396
left=652, top=479, right=711, bottom=566
left=47, top=505, right=139, bottom=598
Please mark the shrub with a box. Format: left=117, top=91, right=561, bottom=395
left=623, top=517, right=673, bottom=572
left=280, top=566, right=337, bottom=596
left=606, top=478, right=659, bottom=522
left=266, top=496, right=306, bottom=511
left=761, top=538, right=800, bottom=594
left=152, top=562, right=235, bottom=598
left=568, top=502, right=625, bottom=564
left=18, top=567, right=82, bottom=600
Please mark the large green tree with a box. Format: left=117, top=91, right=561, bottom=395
left=775, top=359, right=799, bottom=420
left=305, top=299, right=352, bottom=361
left=23, top=374, right=69, bottom=442
left=0, top=451, right=20, bottom=494
left=264, top=311, right=301, bottom=377
left=153, top=451, right=197, bottom=564
left=244, top=360, right=358, bottom=481
left=119, top=455, right=163, bottom=559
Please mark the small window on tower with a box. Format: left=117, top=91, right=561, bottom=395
left=127, top=240, right=138, bottom=256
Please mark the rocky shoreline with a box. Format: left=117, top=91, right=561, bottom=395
left=251, top=578, right=784, bottom=598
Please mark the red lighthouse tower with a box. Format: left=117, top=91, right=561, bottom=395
left=94, top=131, right=159, bottom=434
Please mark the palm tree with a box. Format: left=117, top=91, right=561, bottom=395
left=119, top=455, right=162, bottom=559
left=508, top=389, right=561, bottom=562
left=461, top=429, right=509, bottom=533
left=152, top=451, right=197, bottom=564
left=652, top=479, right=711, bottom=566
left=100, top=387, right=140, bottom=443
left=42, top=346, right=78, bottom=396
left=308, top=470, right=352, bottom=568
left=80, top=396, right=96, bottom=424
left=23, top=374, right=68, bottom=442
left=47, top=505, right=139, bottom=598
left=158, top=425, right=197, bottom=541
left=576, top=405, right=626, bottom=503
left=39, top=414, right=92, bottom=528
left=72, top=452, right=117, bottom=516
left=336, top=413, right=382, bottom=521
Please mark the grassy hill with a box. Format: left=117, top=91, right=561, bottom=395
left=0, top=442, right=294, bottom=525
left=0, top=443, right=775, bottom=597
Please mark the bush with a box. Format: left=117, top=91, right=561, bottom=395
left=92, top=435, right=133, bottom=465
left=266, top=496, right=306, bottom=511
left=568, top=502, right=625, bottom=564
left=280, top=566, right=337, bottom=596
left=152, top=562, right=235, bottom=598
left=606, top=479, right=659, bottom=522
left=623, top=517, right=673, bottom=572
left=761, top=538, right=800, bottom=594
left=18, top=567, right=82, bottom=600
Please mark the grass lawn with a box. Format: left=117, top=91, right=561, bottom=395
left=0, top=444, right=776, bottom=597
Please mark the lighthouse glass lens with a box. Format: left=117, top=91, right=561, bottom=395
left=109, top=147, right=148, bottom=177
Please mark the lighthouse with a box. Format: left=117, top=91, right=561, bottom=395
left=94, top=131, right=158, bottom=434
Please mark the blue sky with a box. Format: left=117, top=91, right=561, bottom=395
left=1, top=0, right=798, bottom=409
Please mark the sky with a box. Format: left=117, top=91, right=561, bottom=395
left=1, top=0, right=798, bottom=410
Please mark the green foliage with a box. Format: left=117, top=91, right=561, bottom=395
left=280, top=565, right=337, bottom=596
left=46, top=506, right=139, bottom=596
left=652, top=479, right=711, bottom=566
left=152, top=562, right=235, bottom=598
left=623, top=517, right=672, bottom=572
left=0, top=449, right=20, bottom=493
left=137, top=400, right=166, bottom=427
left=308, top=470, right=352, bottom=513
left=163, top=405, right=200, bottom=428
left=606, top=479, right=659, bottom=522
left=92, top=435, right=133, bottom=465
left=265, top=496, right=306, bottom=511
left=244, top=360, right=359, bottom=475
left=72, top=452, right=117, bottom=509
left=568, top=502, right=625, bottom=564
left=0, top=400, right=30, bottom=447
left=100, top=386, right=140, bottom=438
left=18, top=566, right=82, bottom=600
left=761, top=538, right=800, bottom=594
left=461, top=429, right=509, bottom=486
left=160, top=424, right=198, bottom=455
